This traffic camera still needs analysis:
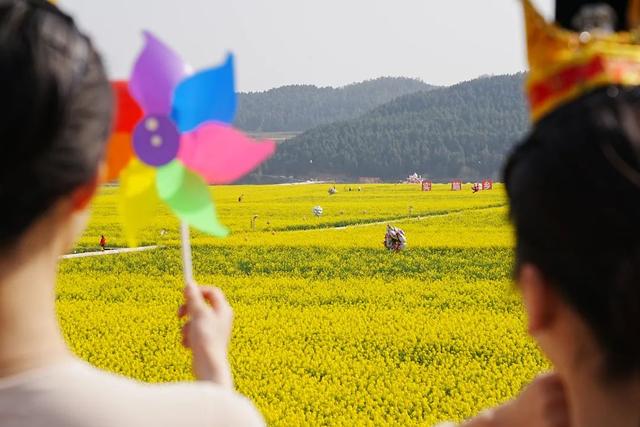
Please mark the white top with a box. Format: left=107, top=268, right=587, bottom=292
left=0, top=359, right=265, bottom=427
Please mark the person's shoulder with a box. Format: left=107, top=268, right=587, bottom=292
left=1, top=360, right=264, bottom=427
left=82, top=363, right=265, bottom=426
left=144, top=381, right=265, bottom=427
left=49, top=361, right=265, bottom=427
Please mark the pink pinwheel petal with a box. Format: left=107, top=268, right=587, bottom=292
left=129, top=31, right=189, bottom=115
left=178, top=123, right=276, bottom=185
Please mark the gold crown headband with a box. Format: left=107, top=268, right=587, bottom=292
left=524, top=0, right=640, bottom=122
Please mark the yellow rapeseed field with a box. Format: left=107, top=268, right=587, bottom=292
left=58, top=184, right=548, bottom=426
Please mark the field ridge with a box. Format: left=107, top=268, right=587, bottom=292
left=280, top=203, right=507, bottom=233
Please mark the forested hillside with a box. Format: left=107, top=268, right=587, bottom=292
left=235, top=77, right=432, bottom=132
left=261, top=74, right=529, bottom=181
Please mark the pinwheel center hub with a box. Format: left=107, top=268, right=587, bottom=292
left=133, top=115, right=180, bottom=167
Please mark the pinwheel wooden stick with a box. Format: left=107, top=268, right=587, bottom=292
left=181, top=221, right=194, bottom=285
left=106, top=31, right=276, bottom=284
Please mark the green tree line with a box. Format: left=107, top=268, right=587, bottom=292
left=235, top=77, right=432, bottom=132
left=260, top=74, right=530, bottom=181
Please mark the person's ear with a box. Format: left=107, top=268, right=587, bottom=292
left=519, top=264, right=559, bottom=337
left=70, top=162, right=105, bottom=211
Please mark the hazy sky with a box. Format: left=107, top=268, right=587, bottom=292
left=58, top=0, right=554, bottom=92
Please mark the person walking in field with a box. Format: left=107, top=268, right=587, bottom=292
left=0, top=2, right=263, bottom=426
left=99, top=235, right=106, bottom=251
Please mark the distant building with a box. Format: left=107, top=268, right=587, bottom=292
left=404, top=173, right=423, bottom=184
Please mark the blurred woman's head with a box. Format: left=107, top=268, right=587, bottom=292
left=0, top=0, right=112, bottom=253
left=505, top=86, right=640, bottom=382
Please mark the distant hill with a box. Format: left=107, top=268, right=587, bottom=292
left=260, top=74, right=529, bottom=182
left=235, top=77, right=433, bottom=132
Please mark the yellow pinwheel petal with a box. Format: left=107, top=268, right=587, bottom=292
left=118, top=159, right=158, bottom=247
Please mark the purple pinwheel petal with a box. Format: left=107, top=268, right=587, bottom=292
left=133, top=115, right=181, bottom=167
left=171, top=54, right=236, bottom=133
left=130, top=31, right=190, bottom=115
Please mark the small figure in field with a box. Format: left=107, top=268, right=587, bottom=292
left=384, top=225, right=407, bottom=252
left=328, top=186, right=337, bottom=196
left=238, top=194, right=244, bottom=203
left=99, top=235, right=106, bottom=251
left=472, top=183, right=481, bottom=193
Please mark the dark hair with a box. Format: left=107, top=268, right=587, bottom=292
left=0, top=0, right=112, bottom=248
left=504, top=86, right=640, bottom=379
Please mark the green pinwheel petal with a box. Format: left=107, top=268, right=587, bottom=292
left=156, top=160, right=229, bottom=237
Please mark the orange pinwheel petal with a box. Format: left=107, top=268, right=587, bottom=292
left=105, top=132, right=134, bottom=182
left=104, top=82, right=143, bottom=182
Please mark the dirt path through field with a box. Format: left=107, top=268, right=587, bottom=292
left=61, top=205, right=506, bottom=258
left=61, top=246, right=159, bottom=259
left=287, top=204, right=506, bottom=233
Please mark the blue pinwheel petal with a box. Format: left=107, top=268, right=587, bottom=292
left=171, top=54, right=237, bottom=133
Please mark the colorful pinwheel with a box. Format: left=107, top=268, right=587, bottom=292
left=106, top=32, right=276, bottom=248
